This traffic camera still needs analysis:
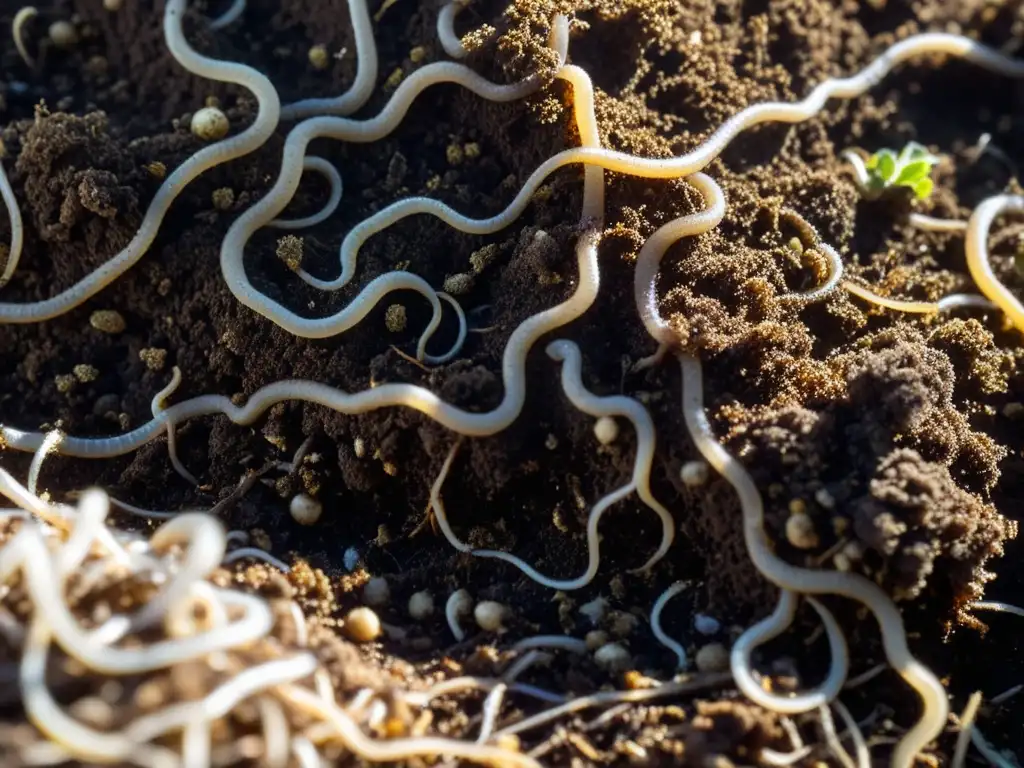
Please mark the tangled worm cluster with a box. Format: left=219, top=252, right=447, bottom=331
left=2, top=0, right=1024, bottom=766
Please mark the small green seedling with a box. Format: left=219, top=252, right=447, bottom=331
left=860, top=142, right=940, bottom=200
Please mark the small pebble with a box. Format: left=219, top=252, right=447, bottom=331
left=578, top=596, right=608, bottom=626
left=814, top=488, right=836, bottom=509
left=695, top=643, right=729, bottom=673
left=474, top=601, right=506, bottom=632
left=408, top=591, right=435, bottom=621
left=593, top=416, right=619, bottom=445
left=343, top=546, right=361, bottom=572
left=594, top=642, right=632, bottom=672
left=344, top=607, right=382, bottom=643
left=785, top=512, right=819, bottom=550
left=48, top=21, right=78, bottom=49
left=363, top=577, right=390, bottom=607
left=89, top=310, right=126, bottom=334
left=308, top=44, right=329, bottom=70
left=680, top=460, right=709, bottom=487
left=693, top=614, right=721, bottom=636
left=190, top=106, right=229, bottom=141
left=289, top=493, right=322, bottom=525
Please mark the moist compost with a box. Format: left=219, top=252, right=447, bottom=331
left=1, top=0, right=1023, bottom=764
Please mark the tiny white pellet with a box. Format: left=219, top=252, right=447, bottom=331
left=593, top=416, right=619, bottom=445
left=289, top=493, right=322, bottom=525
left=474, top=601, right=506, bottom=632
left=48, top=21, right=78, bottom=49
left=408, top=591, right=435, bottom=621
left=680, top=460, right=710, bottom=487
left=578, top=596, right=608, bottom=626
left=190, top=106, right=229, bottom=141
left=594, top=642, right=631, bottom=672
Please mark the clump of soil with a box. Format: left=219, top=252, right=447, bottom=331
left=1, top=0, right=1024, bottom=764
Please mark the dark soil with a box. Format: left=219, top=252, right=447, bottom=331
left=2, top=0, right=1024, bottom=764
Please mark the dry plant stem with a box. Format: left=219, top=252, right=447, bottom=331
left=965, top=195, right=1024, bottom=333
left=470, top=340, right=675, bottom=588
left=278, top=0, right=378, bottom=120
left=0, top=0, right=282, bottom=324
left=678, top=353, right=947, bottom=768
left=0, top=162, right=24, bottom=287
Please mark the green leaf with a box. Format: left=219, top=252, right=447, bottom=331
left=911, top=177, right=934, bottom=200
left=874, top=150, right=897, bottom=182
left=894, top=160, right=933, bottom=187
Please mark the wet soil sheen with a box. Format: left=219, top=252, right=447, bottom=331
left=1, top=0, right=1023, bottom=765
